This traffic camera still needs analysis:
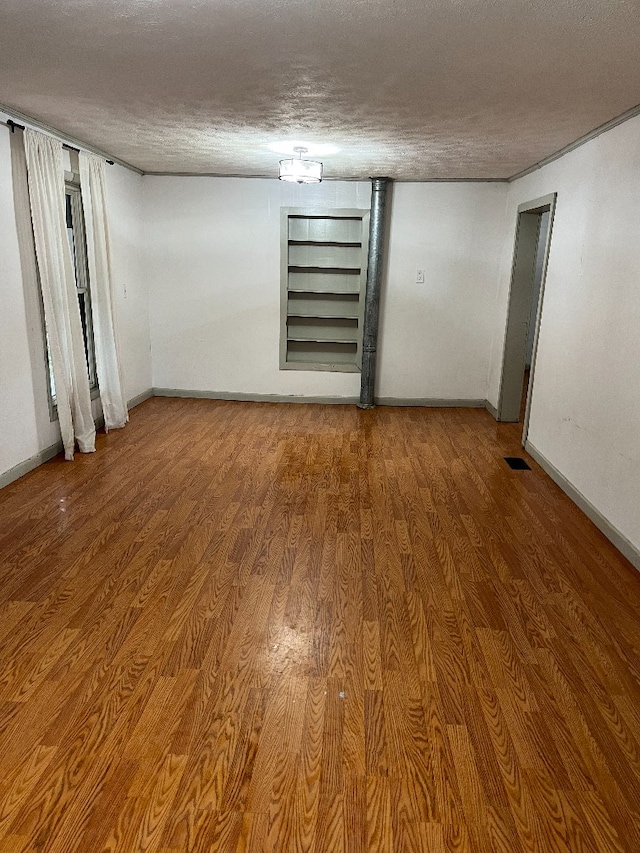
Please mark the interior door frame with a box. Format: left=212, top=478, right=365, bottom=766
left=497, top=193, right=557, bottom=444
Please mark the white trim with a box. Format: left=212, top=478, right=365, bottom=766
left=0, top=389, right=153, bottom=489
left=93, top=389, right=153, bottom=429
left=485, top=400, right=499, bottom=419
left=153, top=389, right=488, bottom=407
left=508, top=101, right=640, bottom=182
left=0, top=104, right=142, bottom=174
left=127, top=389, right=154, bottom=409
left=496, top=194, right=557, bottom=441
left=519, top=197, right=556, bottom=444
left=376, top=397, right=485, bottom=408
left=152, top=388, right=359, bottom=405
left=4, top=100, right=640, bottom=183
left=142, top=172, right=507, bottom=182
left=517, top=193, right=557, bottom=214
left=525, top=440, right=640, bottom=573
left=0, top=440, right=65, bottom=490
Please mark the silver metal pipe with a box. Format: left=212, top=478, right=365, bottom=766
left=359, top=177, right=391, bottom=409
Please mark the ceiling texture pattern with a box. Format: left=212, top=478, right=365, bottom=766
left=1, top=0, right=639, bottom=179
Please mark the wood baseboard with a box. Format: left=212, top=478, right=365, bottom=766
left=0, top=389, right=154, bottom=489
left=525, top=439, right=640, bottom=572
left=152, top=388, right=360, bottom=405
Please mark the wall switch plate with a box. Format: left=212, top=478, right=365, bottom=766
left=416, top=269, right=425, bottom=284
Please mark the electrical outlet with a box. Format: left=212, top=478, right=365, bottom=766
left=416, top=269, right=425, bottom=284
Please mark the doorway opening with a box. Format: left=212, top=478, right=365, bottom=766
left=497, top=193, right=556, bottom=445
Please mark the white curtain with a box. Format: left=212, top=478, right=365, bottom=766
left=23, top=129, right=95, bottom=461
left=79, top=152, right=128, bottom=431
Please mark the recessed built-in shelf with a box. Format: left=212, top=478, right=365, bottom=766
left=288, top=269, right=360, bottom=294
left=285, top=340, right=359, bottom=370
left=281, top=208, right=370, bottom=373
left=289, top=244, right=361, bottom=268
left=287, top=317, right=359, bottom=344
left=288, top=293, right=360, bottom=319
left=288, top=216, right=363, bottom=244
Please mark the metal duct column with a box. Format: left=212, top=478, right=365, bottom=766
left=358, top=177, right=391, bottom=409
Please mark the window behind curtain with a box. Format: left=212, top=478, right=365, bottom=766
left=46, top=184, right=98, bottom=404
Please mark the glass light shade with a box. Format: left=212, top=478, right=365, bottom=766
left=278, top=157, right=323, bottom=183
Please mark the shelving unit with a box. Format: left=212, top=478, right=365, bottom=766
left=280, top=208, right=370, bottom=372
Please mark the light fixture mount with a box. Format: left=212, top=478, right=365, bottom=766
left=278, top=146, right=323, bottom=184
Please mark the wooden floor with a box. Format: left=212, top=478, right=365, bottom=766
left=1, top=399, right=640, bottom=852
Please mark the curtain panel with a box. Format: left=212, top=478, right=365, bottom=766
left=23, top=128, right=95, bottom=461
left=79, top=152, right=128, bottom=431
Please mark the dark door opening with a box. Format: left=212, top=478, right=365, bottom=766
left=497, top=195, right=556, bottom=445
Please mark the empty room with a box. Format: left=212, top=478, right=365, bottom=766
left=1, top=0, right=640, bottom=850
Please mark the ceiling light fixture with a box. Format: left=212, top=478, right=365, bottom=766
left=278, top=147, right=323, bottom=184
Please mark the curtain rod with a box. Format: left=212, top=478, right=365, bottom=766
left=6, top=119, right=114, bottom=165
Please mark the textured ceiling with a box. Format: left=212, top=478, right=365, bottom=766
left=1, top=0, right=639, bottom=179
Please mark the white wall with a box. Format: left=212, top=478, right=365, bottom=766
left=378, top=182, right=508, bottom=399
left=146, top=176, right=508, bottom=401
left=487, top=115, right=640, bottom=553
left=145, top=177, right=371, bottom=398
left=0, top=125, right=57, bottom=476
left=106, top=165, right=151, bottom=402
left=0, top=120, right=150, bottom=479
